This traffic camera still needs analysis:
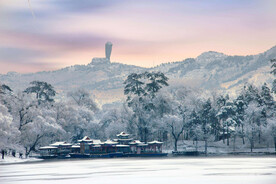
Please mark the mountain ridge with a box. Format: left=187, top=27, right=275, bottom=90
left=1, top=45, right=275, bottom=103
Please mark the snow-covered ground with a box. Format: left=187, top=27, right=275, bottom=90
left=0, top=157, right=275, bottom=184
left=163, top=139, right=276, bottom=154
left=0, top=156, right=42, bottom=165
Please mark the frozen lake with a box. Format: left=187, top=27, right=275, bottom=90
left=0, top=156, right=276, bottom=184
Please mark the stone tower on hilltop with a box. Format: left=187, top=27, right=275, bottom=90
left=105, top=42, right=112, bottom=61
left=90, top=42, right=113, bottom=65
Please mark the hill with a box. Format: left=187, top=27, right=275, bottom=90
left=1, top=46, right=275, bottom=103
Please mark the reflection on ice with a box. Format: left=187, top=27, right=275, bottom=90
left=0, top=157, right=276, bottom=184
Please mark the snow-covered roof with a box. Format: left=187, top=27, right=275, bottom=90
left=148, top=140, right=163, bottom=144
left=78, top=136, right=92, bottom=142
left=39, top=146, right=58, bottom=150
left=50, top=142, right=66, bottom=146
left=116, top=145, right=130, bottom=147
left=116, top=132, right=129, bottom=137
left=50, top=141, right=72, bottom=147
left=137, top=143, right=148, bottom=147
left=92, top=139, right=102, bottom=144
left=71, top=145, right=80, bottom=148
left=88, top=140, right=102, bottom=145
left=103, top=139, right=118, bottom=145
left=60, top=143, right=72, bottom=146
left=129, top=140, right=142, bottom=145
left=117, top=138, right=133, bottom=141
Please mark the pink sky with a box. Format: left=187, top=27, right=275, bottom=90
left=0, top=0, right=276, bottom=74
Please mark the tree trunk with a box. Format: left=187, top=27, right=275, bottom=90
left=242, top=125, right=245, bottom=144
left=274, top=137, right=276, bottom=152
left=25, top=147, right=28, bottom=158
left=196, top=138, right=198, bottom=151
left=223, top=128, right=225, bottom=144
left=144, top=128, right=148, bottom=143
left=174, top=138, right=178, bottom=152
left=233, top=134, right=236, bottom=152
left=258, top=128, right=261, bottom=144
left=227, top=126, right=229, bottom=146
left=204, top=139, right=208, bottom=155
left=215, top=130, right=219, bottom=141
left=139, top=127, right=143, bottom=142
left=250, top=133, right=254, bottom=153
left=250, top=139, right=254, bottom=153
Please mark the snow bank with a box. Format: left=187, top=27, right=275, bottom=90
left=0, top=156, right=42, bottom=165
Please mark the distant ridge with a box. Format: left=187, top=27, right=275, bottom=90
left=1, top=45, right=275, bottom=103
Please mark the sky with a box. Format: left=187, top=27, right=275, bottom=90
left=0, top=0, right=276, bottom=74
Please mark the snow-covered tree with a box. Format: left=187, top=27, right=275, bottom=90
left=0, top=84, right=13, bottom=95
left=8, top=92, right=37, bottom=131
left=270, top=58, right=276, bottom=76
left=123, top=72, right=169, bottom=142
left=266, top=116, right=276, bottom=151
left=0, top=84, right=14, bottom=113
left=244, top=102, right=263, bottom=152
left=0, top=103, right=20, bottom=151
left=242, top=83, right=262, bottom=105
left=20, top=108, right=64, bottom=156
left=162, top=114, right=185, bottom=152
left=234, top=96, right=246, bottom=144
left=199, top=99, right=216, bottom=154
left=217, top=100, right=236, bottom=146
left=99, top=106, right=127, bottom=139
left=24, top=81, right=56, bottom=103
left=67, top=88, right=98, bottom=112
left=260, top=83, right=274, bottom=108
left=54, top=101, right=96, bottom=142
left=144, top=72, right=169, bottom=98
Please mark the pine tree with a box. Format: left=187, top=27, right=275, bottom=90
left=199, top=99, right=215, bottom=154
left=234, top=96, right=246, bottom=144
left=270, top=59, right=276, bottom=94
left=144, top=72, right=169, bottom=98
left=217, top=100, right=236, bottom=146
left=0, top=84, right=12, bottom=94
left=260, top=83, right=274, bottom=108
left=24, top=81, right=56, bottom=104
left=123, top=71, right=169, bottom=142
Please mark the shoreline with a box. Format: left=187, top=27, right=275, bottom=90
left=1, top=152, right=275, bottom=166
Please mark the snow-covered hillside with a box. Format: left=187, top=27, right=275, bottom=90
left=1, top=46, right=276, bottom=103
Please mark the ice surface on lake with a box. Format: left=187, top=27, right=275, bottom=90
left=0, top=157, right=275, bottom=184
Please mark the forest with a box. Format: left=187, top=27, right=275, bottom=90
left=0, top=59, right=276, bottom=157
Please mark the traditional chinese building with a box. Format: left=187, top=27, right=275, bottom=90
left=39, top=132, right=167, bottom=158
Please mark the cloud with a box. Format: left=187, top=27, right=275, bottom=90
left=0, top=47, right=48, bottom=62
left=0, top=30, right=111, bottom=52
left=0, top=0, right=275, bottom=74
left=45, top=0, right=119, bottom=13
left=0, top=47, right=59, bottom=74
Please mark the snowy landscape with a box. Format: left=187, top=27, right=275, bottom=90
left=1, top=32, right=276, bottom=184
left=1, top=0, right=276, bottom=183
left=1, top=46, right=276, bottom=159
left=1, top=51, right=276, bottom=163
